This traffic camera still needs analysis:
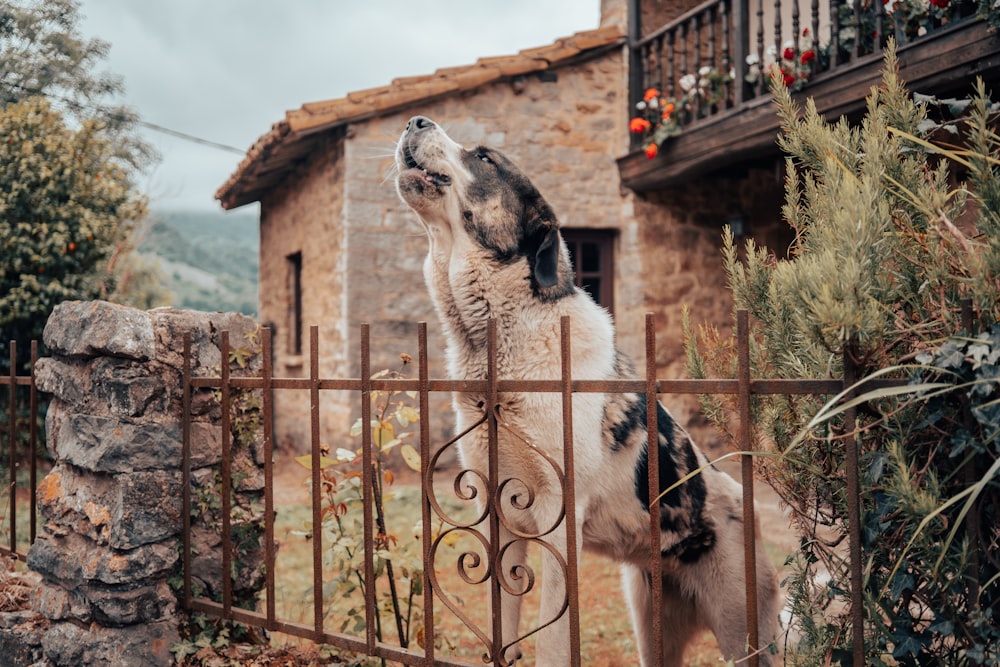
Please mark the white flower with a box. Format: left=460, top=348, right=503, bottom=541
left=746, top=53, right=760, bottom=66
left=648, top=97, right=659, bottom=109
left=679, top=73, right=697, bottom=92
left=636, top=100, right=647, bottom=111
left=766, top=44, right=777, bottom=57
left=729, top=68, right=736, bottom=79
left=783, top=39, right=795, bottom=50
left=918, top=25, right=928, bottom=35
left=698, top=78, right=709, bottom=90
left=699, top=65, right=712, bottom=76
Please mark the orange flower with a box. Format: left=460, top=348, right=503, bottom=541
left=645, top=143, right=659, bottom=159
left=630, top=117, right=652, bottom=133
left=663, top=102, right=676, bottom=114
left=643, top=87, right=660, bottom=102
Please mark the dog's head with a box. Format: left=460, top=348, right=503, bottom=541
left=395, top=116, right=573, bottom=299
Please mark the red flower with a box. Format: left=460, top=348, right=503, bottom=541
left=630, top=117, right=651, bottom=133
left=801, top=50, right=816, bottom=65
left=645, top=143, right=659, bottom=159
left=930, top=0, right=949, bottom=7
left=643, top=87, right=660, bottom=102
left=783, top=73, right=796, bottom=87
left=782, top=47, right=796, bottom=61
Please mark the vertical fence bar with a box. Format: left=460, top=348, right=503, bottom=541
left=262, top=327, right=276, bottom=628
left=737, top=311, right=761, bottom=667
left=644, top=313, right=664, bottom=664
left=831, top=0, right=841, bottom=66
left=722, top=0, right=733, bottom=106
left=756, top=0, right=766, bottom=95
left=773, top=0, right=782, bottom=64
left=843, top=343, right=865, bottom=665
left=960, top=299, right=981, bottom=605
left=792, top=0, right=801, bottom=53
left=182, top=333, right=193, bottom=608
left=360, top=324, right=377, bottom=651
left=309, top=326, right=324, bottom=639
left=418, top=322, right=435, bottom=666
left=810, top=0, right=820, bottom=68
left=8, top=341, right=17, bottom=555
left=559, top=316, right=582, bottom=667
left=487, top=319, right=503, bottom=666
left=220, top=331, right=234, bottom=617
left=29, top=340, right=38, bottom=544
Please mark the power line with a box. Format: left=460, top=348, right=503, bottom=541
left=1, top=80, right=246, bottom=156
left=134, top=119, right=245, bottom=155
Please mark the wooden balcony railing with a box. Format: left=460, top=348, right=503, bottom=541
left=622, top=0, right=988, bottom=188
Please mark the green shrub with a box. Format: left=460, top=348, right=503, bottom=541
left=685, top=44, right=999, bottom=665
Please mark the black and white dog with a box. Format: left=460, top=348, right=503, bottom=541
left=395, top=116, right=779, bottom=666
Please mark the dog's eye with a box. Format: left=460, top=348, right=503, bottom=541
left=476, top=150, right=493, bottom=165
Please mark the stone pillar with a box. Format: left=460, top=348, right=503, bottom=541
left=6, top=300, right=263, bottom=667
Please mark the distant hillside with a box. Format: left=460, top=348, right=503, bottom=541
left=137, top=210, right=259, bottom=317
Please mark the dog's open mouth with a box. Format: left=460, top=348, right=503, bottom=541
left=403, top=145, right=452, bottom=187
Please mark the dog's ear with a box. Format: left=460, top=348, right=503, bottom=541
left=533, top=227, right=560, bottom=288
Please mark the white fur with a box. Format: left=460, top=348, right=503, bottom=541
left=395, top=116, right=780, bottom=666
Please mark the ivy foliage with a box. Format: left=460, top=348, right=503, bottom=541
left=685, top=44, right=999, bottom=665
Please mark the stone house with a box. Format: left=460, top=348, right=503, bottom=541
left=215, top=0, right=999, bottom=452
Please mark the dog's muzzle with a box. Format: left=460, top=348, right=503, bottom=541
left=398, top=116, right=452, bottom=188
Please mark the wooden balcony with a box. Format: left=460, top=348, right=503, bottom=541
left=619, top=0, right=1000, bottom=191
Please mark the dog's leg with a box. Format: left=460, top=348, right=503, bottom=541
left=496, top=524, right=526, bottom=665
left=687, top=513, right=781, bottom=666
left=622, top=564, right=696, bottom=667
left=530, top=499, right=582, bottom=667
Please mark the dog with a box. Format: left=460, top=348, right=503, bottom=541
left=394, top=116, right=780, bottom=666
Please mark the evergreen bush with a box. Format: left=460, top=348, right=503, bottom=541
left=685, top=44, right=999, bottom=665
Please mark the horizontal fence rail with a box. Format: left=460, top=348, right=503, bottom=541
left=1, top=340, right=40, bottom=562
left=179, top=310, right=911, bottom=666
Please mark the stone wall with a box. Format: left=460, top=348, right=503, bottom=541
left=0, top=301, right=264, bottom=667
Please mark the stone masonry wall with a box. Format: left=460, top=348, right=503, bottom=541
left=0, top=301, right=264, bottom=667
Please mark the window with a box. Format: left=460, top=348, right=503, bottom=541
left=286, top=252, right=302, bottom=356
left=562, top=230, right=615, bottom=313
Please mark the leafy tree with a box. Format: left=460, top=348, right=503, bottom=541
left=0, top=96, right=151, bottom=351
left=0, top=0, right=154, bottom=169
left=686, top=45, right=999, bottom=665
left=0, top=0, right=166, bottom=365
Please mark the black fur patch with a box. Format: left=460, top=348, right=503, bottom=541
left=633, top=401, right=682, bottom=513
left=460, top=146, right=574, bottom=301
left=631, top=401, right=710, bottom=536
left=661, top=523, right=717, bottom=563
left=608, top=395, right=645, bottom=453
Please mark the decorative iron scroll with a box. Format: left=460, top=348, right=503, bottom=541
left=424, top=404, right=571, bottom=666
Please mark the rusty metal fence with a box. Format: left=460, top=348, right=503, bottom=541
left=1, top=341, right=40, bottom=563
left=0, top=309, right=897, bottom=665
left=178, top=309, right=901, bottom=667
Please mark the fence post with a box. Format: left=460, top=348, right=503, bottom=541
left=15, top=300, right=263, bottom=667
left=842, top=341, right=865, bottom=665
left=737, top=310, right=760, bottom=667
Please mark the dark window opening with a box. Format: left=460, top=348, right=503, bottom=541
left=563, top=230, right=615, bottom=313
left=287, top=252, right=302, bottom=356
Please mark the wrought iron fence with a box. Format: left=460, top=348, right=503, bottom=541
left=0, top=340, right=41, bottom=562
left=179, top=310, right=901, bottom=666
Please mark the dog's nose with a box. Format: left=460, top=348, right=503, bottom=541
left=406, top=116, right=434, bottom=134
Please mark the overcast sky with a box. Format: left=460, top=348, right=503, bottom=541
left=75, top=1, right=602, bottom=215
